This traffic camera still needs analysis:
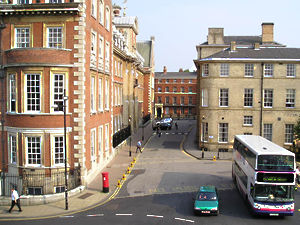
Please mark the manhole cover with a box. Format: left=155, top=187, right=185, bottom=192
left=78, top=193, right=94, bottom=199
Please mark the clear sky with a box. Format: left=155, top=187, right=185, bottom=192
left=113, top=0, right=300, bottom=72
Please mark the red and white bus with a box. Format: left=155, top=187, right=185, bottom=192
left=232, top=135, right=295, bottom=216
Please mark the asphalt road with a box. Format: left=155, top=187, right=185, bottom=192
left=3, top=120, right=300, bottom=225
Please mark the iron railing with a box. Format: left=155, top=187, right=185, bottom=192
left=113, top=125, right=131, bottom=148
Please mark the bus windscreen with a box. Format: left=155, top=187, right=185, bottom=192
left=254, top=184, right=294, bottom=203
left=257, top=155, right=294, bottom=171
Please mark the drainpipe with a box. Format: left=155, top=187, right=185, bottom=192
left=260, top=63, right=264, bottom=136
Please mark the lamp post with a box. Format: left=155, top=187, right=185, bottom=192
left=142, top=110, right=144, bottom=141
left=129, top=116, right=132, bottom=157
left=201, top=116, right=205, bottom=159
left=63, top=89, right=68, bottom=210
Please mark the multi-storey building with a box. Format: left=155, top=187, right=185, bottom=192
left=154, top=66, right=197, bottom=119
left=0, top=0, right=113, bottom=196
left=194, top=23, right=300, bottom=153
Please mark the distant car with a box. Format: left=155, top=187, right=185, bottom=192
left=159, top=122, right=172, bottom=130
left=194, top=185, right=219, bottom=215
left=161, top=117, right=173, bottom=124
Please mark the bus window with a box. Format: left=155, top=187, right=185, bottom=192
left=254, top=184, right=294, bottom=202
left=257, top=155, right=294, bottom=171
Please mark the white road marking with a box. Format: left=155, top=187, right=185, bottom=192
left=175, top=217, right=194, bottom=223
left=147, top=214, right=164, bottom=218
left=60, top=216, right=74, bottom=218
left=115, top=213, right=133, bottom=216
left=87, top=214, right=104, bottom=217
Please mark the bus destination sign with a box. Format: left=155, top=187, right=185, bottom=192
left=257, top=173, right=294, bottom=183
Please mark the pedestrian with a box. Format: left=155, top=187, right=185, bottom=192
left=136, top=140, right=142, bottom=153
left=296, top=166, right=300, bottom=184
left=8, top=187, right=22, bottom=213
left=157, top=125, right=161, bottom=137
left=175, top=122, right=178, bottom=130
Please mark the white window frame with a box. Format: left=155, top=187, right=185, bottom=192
left=188, top=87, right=192, bottom=93
left=98, top=35, right=104, bottom=71
left=264, top=64, right=273, bottom=77
left=263, top=124, right=273, bottom=141
left=201, top=88, right=208, bottom=107
left=47, top=26, right=63, bottom=49
left=263, top=89, right=273, bottom=108
left=201, top=122, right=208, bottom=142
left=14, top=27, right=30, bottom=48
left=181, top=96, right=185, bottom=105
left=91, top=76, right=96, bottom=112
left=90, top=128, right=96, bottom=163
left=219, top=88, right=229, bottom=107
left=244, top=88, right=253, bottom=107
left=105, top=78, right=109, bottom=110
left=287, top=64, right=296, bottom=77
left=105, top=123, right=109, bottom=151
left=105, top=6, right=110, bottom=31
left=8, top=74, right=17, bottom=112
left=157, top=96, right=162, bottom=103
left=25, top=73, right=41, bottom=113
left=286, top=89, right=295, bottom=108
left=52, top=135, right=65, bottom=166
left=165, top=86, right=169, bottom=92
left=25, top=136, right=42, bottom=167
left=165, top=96, right=169, bottom=104
left=9, top=134, right=17, bottom=164
left=181, top=87, right=184, bottom=93
left=202, top=64, right=209, bottom=77
left=244, top=64, right=254, bottom=77
left=91, top=0, right=97, bottom=18
left=105, top=41, right=110, bottom=73
left=98, top=125, right=103, bottom=157
left=218, top=123, right=228, bottom=143
left=220, top=63, right=229, bottom=77
left=99, top=0, right=104, bottom=25
left=188, top=96, right=193, bottom=105
left=51, top=73, right=65, bottom=113
left=173, top=86, right=177, bottom=93
left=243, top=116, right=253, bottom=126
left=285, top=124, right=294, bottom=144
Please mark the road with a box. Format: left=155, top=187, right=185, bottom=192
left=3, top=120, right=300, bottom=225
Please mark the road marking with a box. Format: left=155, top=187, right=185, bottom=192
left=175, top=217, right=194, bottom=223
left=116, top=213, right=133, bottom=216
left=60, top=216, right=74, bottom=218
left=147, top=214, right=164, bottom=218
left=87, top=214, right=104, bottom=217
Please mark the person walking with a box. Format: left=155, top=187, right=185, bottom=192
left=136, top=140, right=142, bottom=153
left=175, top=122, right=178, bottom=130
left=8, top=187, right=22, bottom=213
left=157, top=125, right=161, bottom=137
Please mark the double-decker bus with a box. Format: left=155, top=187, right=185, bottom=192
left=232, top=135, right=295, bottom=216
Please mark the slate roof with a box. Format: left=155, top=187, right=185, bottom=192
left=137, top=41, right=152, bottom=68
left=200, top=36, right=284, bottom=47
left=204, top=47, right=300, bottom=60
left=155, top=72, right=197, bottom=79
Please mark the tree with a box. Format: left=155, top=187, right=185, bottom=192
left=294, top=118, right=300, bottom=140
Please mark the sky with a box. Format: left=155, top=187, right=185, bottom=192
left=113, top=0, right=300, bottom=72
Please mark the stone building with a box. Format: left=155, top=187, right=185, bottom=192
left=194, top=23, right=300, bottom=153
left=154, top=67, right=197, bottom=119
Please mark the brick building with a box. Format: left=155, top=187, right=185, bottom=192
left=154, top=67, right=197, bottom=119
left=194, top=23, right=300, bottom=153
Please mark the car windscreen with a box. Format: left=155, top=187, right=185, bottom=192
left=257, top=155, right=294, bottom=171
left=197, top=192, right=217, bottom=201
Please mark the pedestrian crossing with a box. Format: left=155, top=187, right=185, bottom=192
left=153, top=132, right=188, bottom=135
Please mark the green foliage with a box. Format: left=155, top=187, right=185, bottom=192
left=294, top=117, right=300, bottom=139
left=183, top=69, right=190, bottom=72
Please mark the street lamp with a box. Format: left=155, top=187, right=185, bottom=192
left=142, top=110, right=144, bottom=141
left=201, top=116, right=205, bottom=159
left=53, top=89, right=68, bottom=210
left=129, top=116, right=132, bottom=157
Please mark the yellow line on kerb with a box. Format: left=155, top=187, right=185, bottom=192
left=180, top=127, right=196, bottom=159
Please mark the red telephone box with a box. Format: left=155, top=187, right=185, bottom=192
left=102, top=172, right=109, bottom=193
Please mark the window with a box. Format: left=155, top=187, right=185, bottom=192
left=263, top=124, right=272, bottom=141
left=188, top=87, right=192, bottom=93
left=105, top=42, right=110, bottom=72
left=53, top=136, right=64, bottom=165
left=189, top=79, right=193, bottom=84
left=28, top=187, right=42, bottom=195
left=287, top=64, right=295, bottom=77
left=165, top=107, right=169, bottom=114
left=98, top=78, right=103, bottom=111
left=105, top=79, right=109, bottom=110
left=99, top=0, right=104, bottom=25
left=220, top=63, right=229, bottom=76
left=157, top=87, right=162, bottom=92
left=9, top=135, right=17, bottom=164
left=181, top=87, right=184, bottom=92
left=264, top=64, right=273, bottom=77
left=286, top=89, right=295, bottom=108
left=55, top=186, right=65, bottom=193
left=181, top=96, right=185, bottom=105
left=188, top=108, right=193, bottom=114
left=105, top=124, right=109, bottom=151
left=244, top=88, right=253, bottom=107
left=285, top=124, right=294, bottom=144
left=180, top=108, right=184, bottom=114
left=188, top=96, right=193, bottom=105
left=201, top=89, right=208, bottom=107
left=173, top=87, right=177, bottom=92
left=26, top=136, right=41, bottom=166
left=165, top=86, right=169, bottom=92
left=264, top=89, right=273, bottom=108
left=25, top=74, right=41, bottom=112
left=166, top=79, right=169, bottom=83
left=201, top=122, right=208, bottom=142
left=105, top=6, right=110, bottom=31
left=181, top=79, right=185, bottom=84
left=243, top=116, right=253, bottom=126
left=15, top=27, right=30, bottom=48
left=91, top=0, right=97, bottom=18
left=47, top=27, right=63, bottom=49
left=98, top=36, right=104, bottom=70
left=9, top=74, right=16, bottom=112
left=202, top=64, right=209, bottom=77
left=158, top=79, right=162, bottom=83
left=165, top=96, right=169, bottom=104
left=91, top=31, right=97, bottom=67
left=98, top=126, right=103, bottom=157
left=244, top=64, right=254, bottom=77
left=49, top=0, right=63, bottom=3
left=218, top=123, right=228, bottom=143
left=17, top=0, right=30, bottom=3
left=91, top=129, right=96, bottom=163
left=219, top=88, right=229, bottom=107
left=157, top=96, right=162, bottom=103
left=173, top=79, right=177, bottom=83
left=91, top=76, right=96, bottom=112
left=173, top=97, right=177, bottom=105
left=53, top=74, right=64, bottom=112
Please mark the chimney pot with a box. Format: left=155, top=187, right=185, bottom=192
left=230, top=41, right=236, bottom=52
left=163, top=66, right=167, bottom=75
left=179, top=68, right=184, bottom=72
left=254, top=42, right=260, bottom=50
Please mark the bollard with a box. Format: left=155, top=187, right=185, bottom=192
left=122, top=173, right=126, bottom=180
left=117, top=180, right=121, bottom=188
left=133, top=157, right=136, bottom=163
left=130, top=162, right=134, bottom=167
left=213, top=156, right=216, bottom=161
left=127, top=167, right=131, bottom=174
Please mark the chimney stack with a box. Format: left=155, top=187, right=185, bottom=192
left=163, top=66, right=167, bottom=75
left=112, top=4, right=121, bottom=17
left=230, top=41, right=236, bottom=52
left=262, top=22, right=274, bottom=43
left=254, top=42, right=260, bottom=50
left=179, top=68, right=183, bottom=72
left=208, top=28, right=224, bottom=45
